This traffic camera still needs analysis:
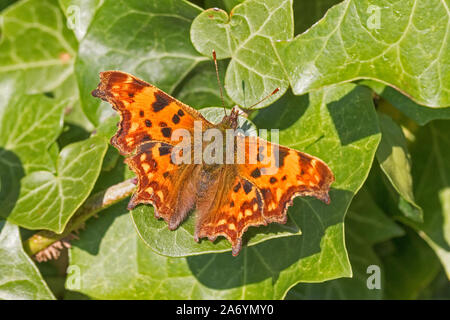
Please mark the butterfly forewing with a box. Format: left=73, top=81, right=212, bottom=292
left=92, top=71, right=209, bottom=155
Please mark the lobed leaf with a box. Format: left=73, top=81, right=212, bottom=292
left=7, top=136, right=108, bottom=233
left=190, top=0, right=293, bottom=108
left=275, top=0, right=450, bottom=108
left=286, top=187, right=404, bottom=300
left=362, top=80, right=450, bottom=125
left=0, top=0, right=77, bottom=94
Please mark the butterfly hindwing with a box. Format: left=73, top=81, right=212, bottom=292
left=195, top=167, right=265, bottom=255
left=126, top=141, right=199, bottom=230
left=237, top=136, right=334, bottom=223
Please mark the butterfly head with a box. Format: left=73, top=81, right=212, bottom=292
left=219, top=106, right=240, bottom=130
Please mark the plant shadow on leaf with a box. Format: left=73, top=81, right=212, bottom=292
left=326, top=89, right=379, bottom=146
left=186, top=188, right=352, bottom=289
left=72, top=201, right=130, bottom=256
left=0, top=148, right=23, bottom=218
left=57, top=123, right=91, bottom=149
left=251, top=90, right=308, bottom=130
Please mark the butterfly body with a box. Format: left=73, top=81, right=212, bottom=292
left=92, top=71, right=334, bottom=255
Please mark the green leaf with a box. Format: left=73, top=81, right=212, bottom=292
left=362, top=80, right=450, bottom=126
left=376, top=113, right=422, bottom=222
left=75, top=0, right=207, bottom=125
left=0, top=78, right=66, bottom=217
left=59, top=0, right=105, bottom=40
left=190, top=0, right=293, bottom=108
left=286, top=187, right=404, bottom=300
left=402, top=120, right=450, bottom=278
left=275, top=0, right=450, bottom=108
left=0, top=221, right=55, bottom=300
left=377, top=228, right=442, bottom=299
left=175, top=60, right=233, bottom=108
left=132, top=204, right=301, bottom=257
left=7, top=136, right=108, bottom=233
left=68, top=202, right=316, bottom=299
left=0, top=91, right=66, bottom=174
left=0, top=0, right=77, bottom=94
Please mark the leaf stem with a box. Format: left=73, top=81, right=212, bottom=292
left=23, top=179, right=136, bottom=257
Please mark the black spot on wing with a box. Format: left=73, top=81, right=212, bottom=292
left=243, top=180, right=252, bottom=194
left=152, top=91, right=171, bottom=112
left=172, top=114, right=180, bottom=124
left=158, top=145, right=172, bottom=156
left=250, top=168, right=261, bottom=178
left=276, top=148, right=289, bottom=168
left=145, top=119, right=152, bottom=127
left=161, top=127, right=172, bottom=138
left=233, top=182, right=241, bottom=193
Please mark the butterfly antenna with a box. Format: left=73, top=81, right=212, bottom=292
left=246, top=88, right=280, bottom=110
left=212, top=50, right=226, bottom=116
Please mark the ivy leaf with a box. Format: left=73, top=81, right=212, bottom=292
left=68, top=202, right=310, bottom=299
left=401, top=120, right=450, bottom=278
left=59, top=0, right=105, bottom=40
left=0, top=78, right=66, bottom=218
left=376, top=113, right=423, bottom=222
left=6, top=136, right=108, bottom=233
left=275, top=0, right=450, bottom=108
left=190, top=0, right=293, bottom=108
left=286, top=187, right=404, bottom=300
left=0, top=0, right=77, bottom=94
left=0, top=91, right=66, bottom=174
left=132, top=205, right=301, bottom=257
left=175, top=60, right=233, bottom=108
left=75, top=0, right=207, bottom=125
left=362, top=80, right=450, bottom=126
left=0, top=221, right=55, bottom=300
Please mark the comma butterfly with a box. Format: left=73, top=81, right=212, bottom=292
left=92, top=68, right=334, bottom=256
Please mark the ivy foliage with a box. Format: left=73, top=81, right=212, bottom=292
left=0, top=0, right=448, bottom=299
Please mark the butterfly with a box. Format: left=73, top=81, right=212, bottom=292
left=92, top=71, right=334, bottom=256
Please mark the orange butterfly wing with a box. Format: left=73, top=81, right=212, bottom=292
left=237, top=135, right=334, bottom=222
left=92, top=71, right=209, bottom=155
left=125, top=141, right=199, bottom=229
left=194, top=167, right=266, bottom=255
left=92, top=71, right=208, bottom=227
left=193, top=135, right=334, bottom=255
